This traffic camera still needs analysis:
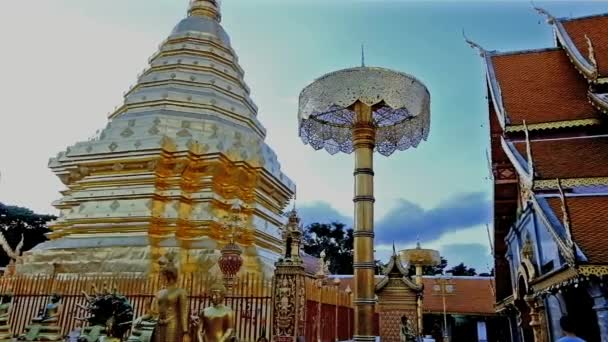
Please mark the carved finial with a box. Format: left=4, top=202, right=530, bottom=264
left=361, top=43, right=366, bottom=67
left=556, top=179, right=573, bottom=241
left=584, top=34, right=598, bottom=68
left=0, top=232, right=22, bottom=261
left=416, top=236, right=421, bottom=249
left=523, top=120, right=534, bottom=178
left=486, top=224, right=495, bottom=256
left=392, top=242, right=397, bottom=256
left=533, top=4, right=556, bottom=24
left=486, top=149, right=494, bottom=181
left=463, top=29, right=487, bottom=57
left=188, top=0, right=221, bottom=22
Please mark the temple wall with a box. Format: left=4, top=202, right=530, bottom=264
left=377, top=278, right=419, bottom=342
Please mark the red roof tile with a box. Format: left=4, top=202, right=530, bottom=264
left=513, top=136, right=608, bottom=179
left=548, top=196, right=608, bottom=264
left=329, top=276, right=495, bottom=315
left=491, top=49, right=597, bottom=125
left=302, top=253, right=320, bottom=275
left=422, top=277, right=495, bottom=315
left=562, top=15, right=608, bottom=76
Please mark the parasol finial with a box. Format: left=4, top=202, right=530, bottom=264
left=361, top=43, right=365, bottom=67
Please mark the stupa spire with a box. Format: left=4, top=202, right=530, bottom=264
left=188, top=0, right=221, bottom=22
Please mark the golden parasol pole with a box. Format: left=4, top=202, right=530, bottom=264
left=297, top=66, right=431, bottom=342
left=352, top=102, right=376, bottom=341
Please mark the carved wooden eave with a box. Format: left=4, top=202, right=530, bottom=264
left=588, top=91, right=608, bottom=115
left=498, top=136, right=608, bottom=193
left=505, top=118, right=601, bottom=133
left=500, top=137, right=533, bottom=187
left=578, top=265, right=608, bottom=277
left=530, top=195, right=577, bottom=267
left=375, top=253, right=422, bottom=293
left=528, top=264, right=579, bottom=296
left=534, top=177, right=608, bottom=190
left=495, top=295, right=515, bottom=313
left=483, top=52, right=509, bottom=129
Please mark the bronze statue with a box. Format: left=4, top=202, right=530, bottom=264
left=400, top=315, right=417, bottom=342
left=127, top=252, right=191, bottom=342
left=18, top=294, right=63, bottom=341
left=34, top=293, right=61, bottom=324
left=76, top=285, right=134, bottom=342
left=0, top=293, right=13, bottom=342
left=126, top=300, right=158, bottom=342
left=196, top=283, right=236, bottom=342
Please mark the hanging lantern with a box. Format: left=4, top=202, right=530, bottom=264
left=218, top=242, right=243, bottom=287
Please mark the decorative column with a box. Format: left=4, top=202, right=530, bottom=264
left=297, top=67, right=431, bottom=342
left=400, top=243, right=441, bottom=337
left=272, top=208, right=307, bottom=342
left=587, top=282, right=608, bottom=342
left=525, top=295, right=548, bottom=342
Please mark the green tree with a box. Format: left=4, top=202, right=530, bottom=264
left=478, top=268, right=495, bottom=277
left=303, top=222, right=353, bottom=274
left=0, top=203, right=56, bottom=267
left=446, top=262, right=477, bottom=276
left=302, top=222, right=394, bottom=275
left=408, top=256, right=448, bottom=276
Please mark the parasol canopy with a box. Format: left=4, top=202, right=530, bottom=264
left=298, top=67, right=431, bottom=156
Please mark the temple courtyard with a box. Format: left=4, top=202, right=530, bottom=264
left=1, top=1, right=608, bottom=341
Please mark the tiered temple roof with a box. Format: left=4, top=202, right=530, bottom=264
left=482, top=8, right=608, bottom=302
left=329, top=275, right=496, bottom=316
left=510, top=136, right=608, bottom=181
left=547, top=196, right=608, bottom=264
left=489, top=49, right=598, bottom=128
left=21, top=0, right=295, bottom=275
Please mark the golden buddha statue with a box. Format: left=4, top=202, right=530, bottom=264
left=153, top=253, right=190, bottom=342
left=196, top=283, right=236, bottom=342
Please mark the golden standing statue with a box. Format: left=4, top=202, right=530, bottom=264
left=196, top=284, right=236, bottom=342
left=128, top=253, right=190, bottom=342
left=153, top=253, right=191, bottom=342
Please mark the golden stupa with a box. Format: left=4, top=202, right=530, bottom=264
left=19, top=0, right=295, bottom=276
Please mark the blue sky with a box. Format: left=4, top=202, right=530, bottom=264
left=1, top=0, right=607, bottom=272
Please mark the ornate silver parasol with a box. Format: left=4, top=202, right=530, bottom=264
left=298, top=67, right=430, bottom=156
left=297, top=65, right=431, bottom=342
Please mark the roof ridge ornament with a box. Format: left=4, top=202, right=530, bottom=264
left=523, top=120, right=534, bottom=179
left=556, top=179, right=573, bottom=242
left=557, top=178, right=578, bottom=265
left=462, top=29, right=487, bottom=57
left=188, top=0, right=221, bottom=22
left=532, top=3, right=556, bottom=24
left=584, top=34, right=598, bottom=69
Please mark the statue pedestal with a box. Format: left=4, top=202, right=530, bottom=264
left=19, top=323, right=62, bottom=341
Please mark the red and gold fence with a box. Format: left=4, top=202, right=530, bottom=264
left=304, top=277, right=354, bottom=342
left=0, top=273, right=272, bottom=342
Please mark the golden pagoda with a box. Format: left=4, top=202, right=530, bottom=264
left=19, top=0, right=295, bottom=276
